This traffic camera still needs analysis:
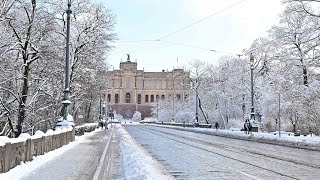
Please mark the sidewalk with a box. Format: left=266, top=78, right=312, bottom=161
left=0, top=127, right=113, bottom=180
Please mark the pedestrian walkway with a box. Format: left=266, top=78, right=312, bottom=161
left=20, top=127, right=115, bottom=180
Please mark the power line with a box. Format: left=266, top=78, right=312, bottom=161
left=117, top=40, right=155, bottom=43
left=116, top=38, right=233, bottom=54
left=157, top=0, right=247, bottom=40
left=159, top=40, right=232, bottom=54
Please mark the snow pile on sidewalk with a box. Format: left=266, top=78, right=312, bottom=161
left=117, top=125, right=173, bottom=180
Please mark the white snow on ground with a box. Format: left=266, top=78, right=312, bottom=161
left=2, top=120, right=319, bottom=180
left=149, top=123, right=320, bottom=143
left=116, top=124, right=174, bottom=180
left=199, top=128, right=320, bottom=144
left=0, top=129, right=102, bottom=180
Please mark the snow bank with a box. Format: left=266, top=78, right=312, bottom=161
left=0, top=136, right=10, bottom=146
left=151, top=124, right=320, bottom=151
left=117, top=125, right=174, bottom=180
left=76, top=123, right=97, bottom=128
left=0, top=127, right=73, bottom=146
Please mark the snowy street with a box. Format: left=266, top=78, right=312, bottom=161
left=125, top=125, right=320, bottom=180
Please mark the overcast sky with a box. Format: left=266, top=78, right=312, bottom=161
left=96, top=0, right=283, bottom=72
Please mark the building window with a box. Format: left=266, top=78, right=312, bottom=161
left=176, top=94, right=181, bottom=100
left=115, top=94, right=119, bottom=103
left=107, top=94, right=111, bottom=102
left=151, top=95, right=154, bottom=102
left=137, top=94, right=141, bottom=104
left=161, top=95, right=165, bottom=100
left=145, top=95, right=149, bottom=102
left=125, top=92, right=131, bottom=103
left=126, top=77, right=131, bottom=89
left=156, top=95, right=159, bottom=102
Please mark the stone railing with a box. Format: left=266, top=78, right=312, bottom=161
left=0, top=128, right=78, bottom=173
left=74, top=123, right=98, bottom=136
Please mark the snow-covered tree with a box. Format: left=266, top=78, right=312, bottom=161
left=132, top=111, right=141, bottom=122
left=0, top=0, right=116, bottom=137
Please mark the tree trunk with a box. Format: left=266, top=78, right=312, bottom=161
left=16, top=65, right=30, bottom=137
left=85, top=93, right=93, bottom=123
left=303, top=66, right=308, bottom=86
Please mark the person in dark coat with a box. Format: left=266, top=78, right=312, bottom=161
left=215, top=122, right=219, bottom=130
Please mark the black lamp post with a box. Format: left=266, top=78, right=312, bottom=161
left=57, top=1, right=73, bottom=128
left=249, top=53, right=258, bottom=132
left=250, top=54, right=255, bottom=123
left=270, top=82, right=281, bottom=137
left=193, top=79, right=200, bottom=127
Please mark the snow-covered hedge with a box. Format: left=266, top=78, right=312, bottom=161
left=74, top=123, right=98, bottom=136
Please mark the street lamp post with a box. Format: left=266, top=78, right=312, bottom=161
left=156, top=101, right=159, bottom=119
left=192, top=79, right=200, bottom=127
left=195, top=85, right=199, bottom=123
left=270, top=82, right=281, bottom=137
left=278, top=92, right=281, bottom=137
left=103, top=103, right=106, bottom=120
left=249, top=54, right=258, bottom=132
left=250, top=54, right=255, bottom=123
left=57, top=1, right=74, bottom=128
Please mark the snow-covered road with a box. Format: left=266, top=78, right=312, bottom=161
left=2, top=124, right=319, bottom=180
left=125, top=125, right=320, bottom=180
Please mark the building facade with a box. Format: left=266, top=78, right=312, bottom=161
left=106, top=58, right=190, bottom=118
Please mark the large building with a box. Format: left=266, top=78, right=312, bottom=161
left=106, top=56, right=190, bottom=118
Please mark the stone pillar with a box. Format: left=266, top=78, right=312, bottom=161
left=4, top=142, right=11, bottom=172
left=25, top=138, right=32, bottom=162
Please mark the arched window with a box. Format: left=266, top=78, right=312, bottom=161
left=125, top=92, right=131, bottom=103
left=145, top=95, right=149, bottom=102
left=107, top=94, right=111, bottom=102
left=156, top=95, right=160, bottom=102
left=115, top=94, right=119, bottom=103
left=137, top=94, right=141, bottom=104
left=161, top=95, right=165, bottom=100
left=151, top=95, right=154, bottom=102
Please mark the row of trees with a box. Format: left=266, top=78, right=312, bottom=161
left=155, top=1, right=320, bottom=134
left=0, top=0, right=116, bottom=137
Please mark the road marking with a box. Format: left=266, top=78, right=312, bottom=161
left=93, top=128, right=113, bottom=180
left=236, top=170, right=261, bottom=180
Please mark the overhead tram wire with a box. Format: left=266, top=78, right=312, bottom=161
left=116, top=37, right=285, bottom=58
left=158, top=40, right=232, bottom=54
left=117, top=39, right=155, bottom=43
left=117, top=39, right=233, bottom=54
left=116, top=0, right=248, bottom=56
left=157, top=0, right=247, bottom=40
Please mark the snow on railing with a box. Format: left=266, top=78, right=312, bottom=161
left=0, top=123, right=98, bottom=174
